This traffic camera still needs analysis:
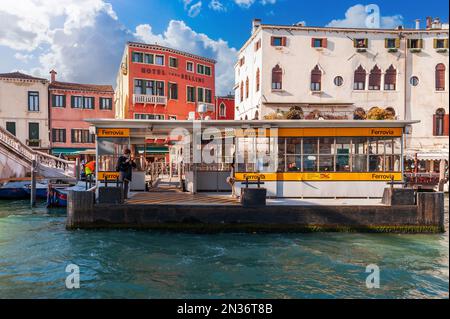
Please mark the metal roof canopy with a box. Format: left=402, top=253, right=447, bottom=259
left=86, top=119, right=420, bottom=138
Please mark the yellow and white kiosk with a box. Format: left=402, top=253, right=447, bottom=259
left=87, top=119, right=418, bottom=198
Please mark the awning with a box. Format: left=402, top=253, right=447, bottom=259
left=405, top=151, right=449, bottom=161
left=51, top=148, right=91, bottom=155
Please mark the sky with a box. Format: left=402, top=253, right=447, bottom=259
left=0, top=0, right=448, bottom=95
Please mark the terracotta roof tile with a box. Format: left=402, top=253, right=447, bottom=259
left=0, top=71, right=47, bottom=81
left=49, top=81, right=114, bottom=93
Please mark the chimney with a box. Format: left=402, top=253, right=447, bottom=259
left=432, top=17, right=442, bottom=29
left=426, top=16, right=432, bottom=29
left=415, top=19, right=420, bottom=30
left=252, top=18, right=261, bottom=34
left=49, top=70, right=57, bottom=83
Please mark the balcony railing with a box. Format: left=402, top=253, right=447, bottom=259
left=133, top=94, right=167, bottom=105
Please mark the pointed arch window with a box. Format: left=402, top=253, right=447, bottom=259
left=272, top=65, right=282, bottom=90
left=256, top=68, right=260, bottom=92
left=354, top=65, right=366, bottom=90
left=310, top=65, right=322, bottom=91
left=368, top=65, right=381, bottom=90
left=245, top=77, right=249, bottom=99
left=219, top=102, right=226, bottom=117
left=384, top=65, right=397, bottom=90
left=240, top=81, right=244, bottom=102
left=436, top=63, right=446, bottom=91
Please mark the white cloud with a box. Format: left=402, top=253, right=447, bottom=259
left=209, top=0, right=226, bottom=12
left=14, top=53, right=33, bottom=63
left=0, top=0, right=237, bottom=95
left=134, top=20, right=237, bottom=95
left=188, top=1, right=202, bottom=17
left=260, top=0, right=276, bottom=5
left=326, top=4, right=403, bottom=29
left=234, top=0, right=255, bottom=8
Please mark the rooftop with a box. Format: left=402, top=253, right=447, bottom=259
left=0, top=71, right=47, bottom=82
left=127, top=41, right=217, bottom=64
left=49, top=81, right=114, bottom=93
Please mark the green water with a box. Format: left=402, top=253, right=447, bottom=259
left=0, top=198, right=448, bottom=299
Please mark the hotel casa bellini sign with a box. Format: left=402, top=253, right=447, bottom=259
left=140, top=67, right=206, bottom=84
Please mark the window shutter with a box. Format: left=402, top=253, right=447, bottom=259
left=384, top=38, right=388, bottom=48
left=51, top=95, right=56, bottom=107
left=364, top=38, right=368, bottom=47
left=395, top=38, right=400, bottom=48
left=62, top=95, right=66, bottom=107
left=71, top=129, right=75, bottom=143
left=445, top=39, right=449, bottom=48
left=418, top=39, right=423, bottom=48
left=444, top=114, right=449, bottom=136
left=353, top=39, right=357, bottom=47
left=271, top=36, right=275, bottom=46
left=311, top=38, right=315, bottom=47
left=63, top=129, right=66, bottom=143
left=52, top=129, right=55, bottom=142
left=322, top=38, right=327, bottom=48
left=433, top=39, right=438, bottom=49
left=407, top=39, right=411, bottom=48
left=71, top=96, right=75, bottom=108
left=281, top=37, right=287, bottom=46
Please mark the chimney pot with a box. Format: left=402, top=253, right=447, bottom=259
left=49, top=70, right=57, bottom=83
left=426, top=16, right=432, bottom=29
left=252, top=18, right=262, bottom=34
left=415, top=19, right=420, bottom=30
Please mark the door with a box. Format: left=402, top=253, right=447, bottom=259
left=28, top=122, right=40, bottom=147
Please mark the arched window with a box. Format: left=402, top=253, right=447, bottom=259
left=245, top=77, right=249, bottom=99
left=254, top=110, right=259, bottom=120
left=354, top=65, right=366, bottom=90
left=310, top=65, right=322, bottom=91
left=244, top=115, right=248, bottom=121
left=368, top=65, right=381, bottom=90
left=384, top=65, right=397, bottom=90
left=219, top=102, right=226, bottom=117
left=240, top=81, right=244, bottom=102
left=436, top=63, right=446, bottom=91
left=272, top=65, right=282, bottom=90
left=433, top=108, right=449, bottom=136
left=256, top=68, right=260, bottom=92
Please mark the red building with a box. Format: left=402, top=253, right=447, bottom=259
left=115, top=42, right=216, bottom=120
left=214, top=95, right=235, bottom=120
left=49, top=70, right=114, bottom=157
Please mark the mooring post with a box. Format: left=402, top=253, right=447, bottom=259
left=30, top=159, right=37, bottom=207
left=75, top=158, right=80, bottom=181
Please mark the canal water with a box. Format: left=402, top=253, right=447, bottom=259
left=0, top=197, right=448, bottom=299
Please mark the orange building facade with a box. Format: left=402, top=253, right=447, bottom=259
left=115, top=42, right=216, bottom=120
left=49, top=70, right=115, bottom=156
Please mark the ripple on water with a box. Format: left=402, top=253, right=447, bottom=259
left=0, top=198, right=448, bottom=298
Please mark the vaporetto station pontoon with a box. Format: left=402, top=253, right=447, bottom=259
left=87, top=119, right=419, bottom=198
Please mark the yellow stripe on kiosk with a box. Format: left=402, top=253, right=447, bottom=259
left=97, top=171, right=120, bottom=181
left=97, top=128, right=130, bottom=137
left=234, top=172, right=402, bottom=182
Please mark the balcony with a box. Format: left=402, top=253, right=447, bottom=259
left=133, top=94, right=167, bottom=105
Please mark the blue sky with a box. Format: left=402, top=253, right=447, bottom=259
left=0, top=0, right=448, bottom=94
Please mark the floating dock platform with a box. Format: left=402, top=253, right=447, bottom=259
left=66, top=189, right=445, bottom=233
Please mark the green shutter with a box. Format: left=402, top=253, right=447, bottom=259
left=353, top=39, right=357, bottom=47
left=71, top=96, right=75, bottom=108
left=62, top=95, right=66, bottom=107
left=395, top=38, right=400, bottom=48
left=433, top=39, right=438, bottom=48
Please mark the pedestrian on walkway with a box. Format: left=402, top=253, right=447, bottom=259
left=116, top=148, right=136, bottom=199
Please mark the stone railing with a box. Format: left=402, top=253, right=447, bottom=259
left=0, top=126, right=75, bottom=178
left=133, top=94, right=167, bottom=105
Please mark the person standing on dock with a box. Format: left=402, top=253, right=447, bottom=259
left=116, top=148, right=136, bottom=199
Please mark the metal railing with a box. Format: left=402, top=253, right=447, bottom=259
left=0, top=126, right=75, bottom=178
left=133, top=94, right=167, bottom=105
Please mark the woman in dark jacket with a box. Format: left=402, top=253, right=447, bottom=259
left=116, top=148, right=136, bottom=199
